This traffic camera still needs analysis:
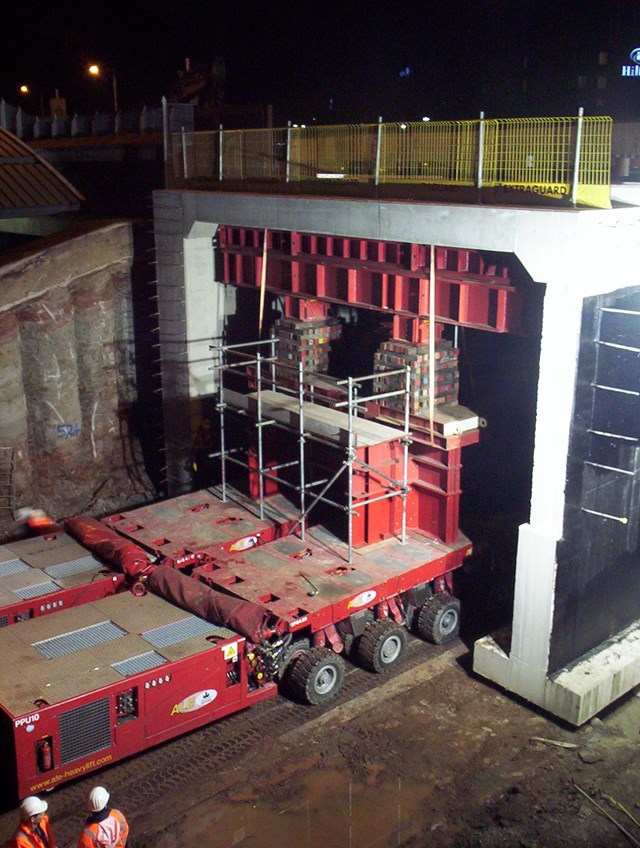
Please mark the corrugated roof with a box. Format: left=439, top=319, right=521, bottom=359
left=0, top=127, right=84, bottom=217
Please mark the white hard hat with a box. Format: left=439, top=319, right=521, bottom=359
left=88, top=786, right=110, bottom=812
left=16, top=508, right=43, bottom=523
left=20, top=797, right=48, bottom=818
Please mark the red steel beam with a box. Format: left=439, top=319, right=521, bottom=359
left=218, top=226, right=523, bottom=334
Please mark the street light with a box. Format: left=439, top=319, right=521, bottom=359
left=88, top=63, right=118, bottom=113
left=19, top=83, right=45, bottom=116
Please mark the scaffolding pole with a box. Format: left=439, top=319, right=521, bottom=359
left=347, top=376, right=355, bottom=563
left=256, top=352, right=265, bottom=520
left=213, top=339, right=412, bottom=562
left=298, top=360, right=306, bottom=540
left=216, top=347, right=228, bottom=502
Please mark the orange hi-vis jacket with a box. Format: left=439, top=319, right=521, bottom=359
left=9, top=815, right=56, bottom=848
left=76, top=809, right=129, bottom=848
left=26, top=515, right=62, bottom=536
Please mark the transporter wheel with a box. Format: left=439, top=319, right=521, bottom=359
left=416, top=593, right=461, bottom=644
left=288, top=646, right=346, bottom=705
left=280, top=638, right=311, bottom=673
left=357, top=618, right=408, bottom=673
left=278, top=638, right=311, bottom=690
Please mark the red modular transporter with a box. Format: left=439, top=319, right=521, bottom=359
left=191, top=530, right=470, bottom=646
left=0, top=531, right=124, bottom=627
left=0, top=485, right=295, bottom=629
left=0, top=345, right=481, bottom=799
left=0, top=534, right=469, bottom=797
left=0, top=511, right=470, bottom=800
left=0, top=591, right=274, bottom=800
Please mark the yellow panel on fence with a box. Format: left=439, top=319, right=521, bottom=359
left=578, top=116, right=612, bottom=209
left=577, top=184, right=611, bottom=208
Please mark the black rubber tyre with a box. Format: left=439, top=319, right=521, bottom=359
left=357, top=619, right=408, bottom=673
left=278, top=638, right=312, bottom=697
left=279, top=638, right=311, bottom=679
left=416, top=593, right=461, bottom=644
left=288, top=646, right=346, bottom=705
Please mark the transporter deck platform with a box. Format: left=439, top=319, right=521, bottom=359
left=0, top=532, right=122, bottom=627
left=104, top=486, right=300, bottom=562
left=195, top=525, right=471, bottom=631
left=0, top=591, right=237, bottom=716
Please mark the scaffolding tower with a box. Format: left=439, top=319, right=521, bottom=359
left=211, top=338, right=413, bottom=563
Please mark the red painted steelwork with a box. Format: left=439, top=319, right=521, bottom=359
left=218, top=227, right=522, bottom=333
left=101, top=488, right=299, bottom=563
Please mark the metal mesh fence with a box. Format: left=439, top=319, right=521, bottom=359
left=580, top=117, right=612, bottom=185
left=169, top=115, right=613, bottom=207
left=482, top=117, right=576, bottom=185
left=289, top=123, right=379, bottom=180
left=381, top=121, right=478, bottom=184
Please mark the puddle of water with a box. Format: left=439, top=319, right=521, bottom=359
left=184, top=766, right=433, bottom=848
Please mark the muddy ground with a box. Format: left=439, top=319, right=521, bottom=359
left=138, top=655, right=640, bottom=848
left=4, top=633, right=640, bottom=848
left=137, top=652, right=640, bottom=848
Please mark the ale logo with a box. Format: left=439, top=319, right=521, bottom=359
left=171, top=689, right=217, bottom=715
left=347, top=589, right=377, bottom=609
left=230, top=535, right=258, bottom=552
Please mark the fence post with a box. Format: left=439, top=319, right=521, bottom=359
left=162, top=97, right=168, bottom=169
left=477, top=110, right=485, bottom=189
left=286, top=121, right=292, bottom=183
left=219, top=124, right=224, bottom=182
left=571, top=106, right=584, bottom=207
left=374, top=116, right=383, bottom=186
left=181, top=127, right=189, bottom=180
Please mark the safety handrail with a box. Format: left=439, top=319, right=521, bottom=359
left=170, top=113, right=612, bottom=208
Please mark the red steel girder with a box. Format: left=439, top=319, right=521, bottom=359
left=218, top=227, right=523, bottom=334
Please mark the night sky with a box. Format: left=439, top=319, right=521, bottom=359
left=3, top=0, right=640, bottom=124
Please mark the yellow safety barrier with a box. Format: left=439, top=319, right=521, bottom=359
left=222, top=128, right=288, bottom=180
left=171, top=114, right=613, bottom=208
left=381, top=121, right=477, bottom=184
left=289, top=123, right=379, bottom=180
left=578, top=117, right=613, bottom=208
left=481, top=116, right=611, bottom=208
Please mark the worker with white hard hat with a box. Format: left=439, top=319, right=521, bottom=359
left=9, top=796, right=57, bottom=848
left=76, top=787, right=129, bottom=848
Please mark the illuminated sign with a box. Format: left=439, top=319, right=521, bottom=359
left=621, top=47, right=640, bottom=77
